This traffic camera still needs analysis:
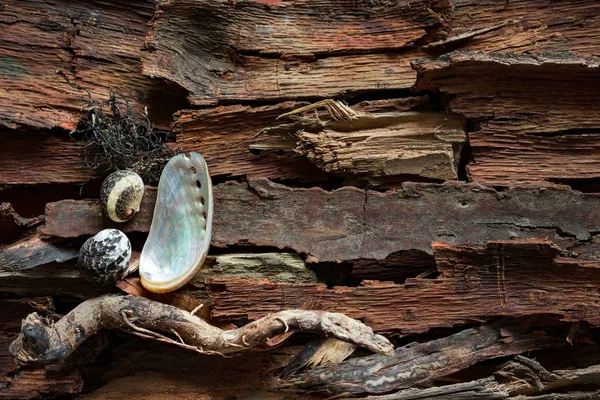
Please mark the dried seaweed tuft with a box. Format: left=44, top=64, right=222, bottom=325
left=71, top=90, right=181, bottom=184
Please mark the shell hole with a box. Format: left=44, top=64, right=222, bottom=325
left=202, top=211, right=207, bottom=219
left=200, top=196, right=205, bottom=205
left=196, top=180, right=202, bottom=188
left=191, top=166, right=197, bottom=173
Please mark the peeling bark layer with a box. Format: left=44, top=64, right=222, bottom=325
left=413, top=52, right=600, bottom=186
left=207, top=240, right=600, bottom=334
left=141, top=0, right=452, bottom=104
left=41, top=181, right=600, bottom=262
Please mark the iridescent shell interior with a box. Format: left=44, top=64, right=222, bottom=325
left=139, top=152, right=213, bottom=293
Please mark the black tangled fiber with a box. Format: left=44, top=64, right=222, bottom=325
left=72, top=90, right=180, bottom=185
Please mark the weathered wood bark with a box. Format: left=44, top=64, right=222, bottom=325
left=256, top=102, right=467, bottom=184
left=0, top=97, right=432, bottom=186
left=4, top=0, right=600, bottom=397
left=361, top=356, right=600, bottom=399
left=142, top=0, right=452, bottom=104
left=413, top=52, right=600, bottom=186
left=0, top=0, right=187, bottom=131
left=425, top=0, right=600, bottom=57
left=40, top=181, right=600, bottom=262
left=283, top=319, right=565, bottom=395
left=207, top=240, right=600, bottom=334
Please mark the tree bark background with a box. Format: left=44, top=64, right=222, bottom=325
left=1, top=0, right=600, bottom=398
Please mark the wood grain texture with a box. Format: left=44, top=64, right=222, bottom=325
left=0, top=0, right=187, bottom=130
left=413, top=52, right=600, bottom=185
left=286, top=320, right=565, bottom=395
left=425, top=0, right=600, bottom=56
left=0, top=130, right=90, bottom=184
left=294, top=112, right=466, bottom=182
left=142, top=0, right=452, bottom=104
left=207, top=240, right=600, bottom=335
left=173, top=97, right=440, bottom=184
left=40, top=181, right=600, bottom=263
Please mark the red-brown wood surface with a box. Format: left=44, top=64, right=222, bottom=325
left=40, top=181, right=600, bottom=262
left=414, top=52, right=600, bottom=186
left=207, top=240, right=600, bottom=335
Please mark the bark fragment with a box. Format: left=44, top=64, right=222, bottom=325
left=283, top=319, right=565, bottom=395
left=257, top=101, right=466, bottom=184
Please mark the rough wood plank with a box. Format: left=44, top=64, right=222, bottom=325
left=0, top=0, right=187, bottom=130
left=284, top=319, right=565, bottom=395
left=0, top=131, right=91, bottom=185
left=40, top=181, right=600, bottom=262
left=207, top=239, right=600, bottom=334
left=0, top=243, right=316, bottom=298
left=173, top=102, right=331, bottom=182
left=413, top=52, right=600, bottom=185
left=142, top=0, right=452, bottom=104
left=361, top=357, right=600, bottom=399
left=425, top=0, right=600, bottom=56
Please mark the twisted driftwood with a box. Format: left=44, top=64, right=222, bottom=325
left=9, top=294, right=393, bottom=365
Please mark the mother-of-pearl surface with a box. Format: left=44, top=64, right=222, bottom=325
left=140, top=152, right=213, bottom=293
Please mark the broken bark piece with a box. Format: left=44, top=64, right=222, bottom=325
left=0, top=203, right=41, bottom=243
left=207, top=239, right=600, bottom=335
left=172, top=102, right=330, bottom=183
left=142, top=0, right=452, bottom=104
left=82, top=343, right=322, bottom=400
left=413, top=52, right=600, bottom=186
left=258, top=101, right=466, bottom=183
left=0, top=234, right=82, bottom=272
left=0, top=130, right=92, bottom=185
left=426, top=0, right=600, bottom=56
left=0, top=0, right=187, bottom=130
left=173, top=98, right=436, bottom=183
left=0, top=97, right=432, bottom=186
left=186, top=253, right=317, bottom=299
left=40, top=181, right=600, bottom=263
left=283, top=319, right=565, bottom=395
left=360, top=356, right=600, bottom=399
left=10, top=294, right=393, bottom=365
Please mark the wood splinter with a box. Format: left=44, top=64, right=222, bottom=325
left=9, top=294, right=393, bottom=366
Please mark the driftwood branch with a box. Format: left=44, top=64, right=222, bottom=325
left=9, top=294, right=393, bottom=366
